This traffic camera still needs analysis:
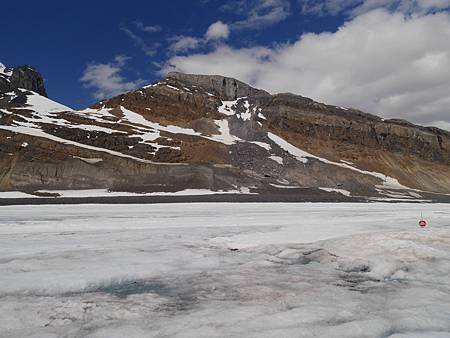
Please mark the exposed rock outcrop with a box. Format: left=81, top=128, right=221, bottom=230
left=0, top=63, right=47, bottom=96
left=167, top=72, right=269, bottom=100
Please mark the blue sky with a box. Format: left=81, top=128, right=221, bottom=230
left=2, top=0, right=450, bottom=130
left=0, top=0, right=346, bottom=108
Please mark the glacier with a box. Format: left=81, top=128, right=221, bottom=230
left=0, top=203, right=450, bottom=337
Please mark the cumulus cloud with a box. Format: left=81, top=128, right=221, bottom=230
left=300, top=0, right=450, bottom=16
left=166, top=1, right=291, bottom=56
left=168, top=22, right=229, bottom=54
left=80, top=56, right=146, bottom=100
left=205, top=21, right=230, bottom=40
left=163, top=10, right=450, bottom=129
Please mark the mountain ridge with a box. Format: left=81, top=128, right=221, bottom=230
left=0, top=64, right=449, bottom=201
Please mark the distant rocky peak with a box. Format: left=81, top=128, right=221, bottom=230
left=0, top=63, right=47, bottom=97
left=167, top=72, right=269, bottom=100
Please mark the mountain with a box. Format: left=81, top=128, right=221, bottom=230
left=0, top=64, right=449, bottom=202
left=0, top=63, right=47, bottom=97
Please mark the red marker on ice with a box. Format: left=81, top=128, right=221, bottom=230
left=419, top=213, right=427, bottom=228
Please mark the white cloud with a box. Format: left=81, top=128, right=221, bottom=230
left=431, top=120, right=450, bottom=131
left=81, top=56, right=146, bottom=100
left=205, top=21, right=230, bottom=40
left=134, top=21, right=162, bottom=33
left=168, top=22, right=229, bottom=54
left=166, top=1, right=290, bottom=56
left=163, top=10, right=450, bottom=130
left=168, top=35, right=201, bottom=53
left=300, top=0, right=450, bottom=16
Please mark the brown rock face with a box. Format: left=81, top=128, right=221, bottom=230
left=0, top=69, right=449, bottom=201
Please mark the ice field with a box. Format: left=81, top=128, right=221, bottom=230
left=0, top=203, right=450, bottom=337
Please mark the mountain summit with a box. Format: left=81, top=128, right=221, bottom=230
left=0, top=66, right=449, bottom=201
left=0, top=63, right=47, bottom=97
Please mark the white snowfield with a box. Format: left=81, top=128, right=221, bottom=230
left=22, top=90, right=72, bottom=114
left=0, top=203, right=450, bottom=338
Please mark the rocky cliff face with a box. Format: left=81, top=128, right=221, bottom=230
left=167, top=72, right=269, bottom=100
left=0, top=68, right=449, bottom=201
left=0, top=63, right=47, bottom=97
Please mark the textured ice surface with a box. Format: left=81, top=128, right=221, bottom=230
left=0, top=203, right=449, bottom=337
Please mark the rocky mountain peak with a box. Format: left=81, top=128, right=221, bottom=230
left=167, top=71, right=269, bottom=100
left=0, top=63, right=47, bottom=97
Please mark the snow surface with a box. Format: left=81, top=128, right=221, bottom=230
left=23, top=90, right=72, bottom=114
left=268, top=132, right=309, bottom=163
left=269, top=155, right=284, bottom=164
left=165, top=84, right=180, bottom=91
left=319, top=187, right=352, bottom=197
left=212, top=119, right=242, bottom=145
left=72, top=156, right=103, bottom=164
left=0, top=191, right=39, bottom=198
left=0, top=124, right=162, bottom=164
left=218, top=99, right=239, bottom=116
left=269, top=183, right=301, bottom=189
left=268, top=132, right=409, bottom=190
left=238, top=100, right=252, bottom=120
left=120, top=106, right=241, bottom=146
left=1, top=91, right=125, bottom=139
left=217, top=98, right=256, bottom=121
left=10, top=188, right=251, bottom=198
left=1, top=203, right=450, bottom=337
left=0, top=188, right=252, bottom=199
left=251, top=141, right=271, bottom=150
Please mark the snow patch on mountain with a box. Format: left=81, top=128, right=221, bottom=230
left=319, top=187, right=352, bottom=197
left=21, top=90, right=72, bottom=114
left=218, top=98, right=258, bottom=121
left=212, top=119, right=242, bottom=145
left=269, top=155, right=283, bottom=164
left=251, top=141, right=271, bottom=150
left=0, top=62, right=12, bottom=77
left=268, top=132, right=310, bottom=164
left=0, top=124, right=163, bottom=164
left=218, top=99, right=240, bottom=116
left=268, top=132, right=409, bottom=190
